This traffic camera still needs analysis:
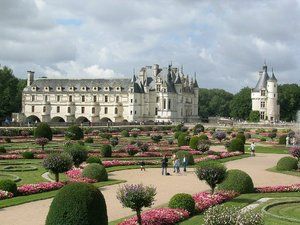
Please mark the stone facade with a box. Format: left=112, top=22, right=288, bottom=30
left=17, top=64, right=199, bottom=123
left=251, top=63, right=280, bottom=122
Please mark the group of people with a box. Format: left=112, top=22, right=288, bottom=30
left=286, top=136, right=297, bottom=147
left=161, top=154, right=188, bottom=175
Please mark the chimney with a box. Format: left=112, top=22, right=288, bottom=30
left=27, top=71, right=34, bottom=86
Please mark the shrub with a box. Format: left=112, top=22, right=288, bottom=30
left=109, top=137, right=119, bottom=147
left=86, top=156, right=102, bottom=164
left=178, top=133, right=189, bottom=147
left=0, top=179, right=17, bottom=195
left=248, top=110, right=260, bottom=122
left=22, top=151, right=35, bottom=159
left=218, top=169, right=254, bottom=194
left=228, top=138, right=244, bottom=152
left=46, top=182, right=108, bottom=225
left=176, top=151, right=194, bottom=165
left=140, top=143, right=149, bottom=152
left=174, top=124, right=184, bottom=132
left=213, top=131, right=226, bottom=142
left=198, top=141, right=210, bottom=152
left=289, top=146, right=300, bottom=162
left=199, top=134, right=209, bottom=141
left=65, top=125, right=84, bottom=140
left=131, top=132, right=138, bottom=138
left=189, top=136, right=200, bottom=150
left=121, top=130, right=130, bottom=137
left=174, top=131, right=182, bottom=139
left=151, top=135, right=162, bottom=143
left=0, top=146, right=6, bottom=153
left=279, top=135, right=287, bottom=145
left=194, top=124, right=205, bottom=134
left=268, top=132, right=277, bottom=140
left=124, top=144, right=139, bottom=156
left=245, top=133, right=251, bottom=139
left=236, top=132, right=246, bottom=144
left=82, top=163, right=108, bottom=182
left=168, top=138, right=174, bottom=145
left=260, top=137, right=266, bottom=142
left=117, top=184, right=156, bottom=225
left=288, top=130, right=295, bottom=138
left=34, top=122, right=53, bottom=141
left=35, top=137, right=49, bottom=151
left=195, top=161, right=227, bottom=194
left=181, top=126, right=189, bottom=132
left=84, top=137, right=94, bottom=143
left=168, top=193, right=195, bottom=214
left=4, top=137, right=11, bottom=143
left=276, top=156, right=298, bottom=171
left=64, top=144, right=88, bottom=167
left=43, top=153, right=73, bottom=182
left=100, top=145, right=112, bottom=157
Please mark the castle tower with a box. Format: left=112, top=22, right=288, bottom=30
left=266, top=69, right=279, bottom=121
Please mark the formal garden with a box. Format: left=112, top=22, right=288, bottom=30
left=0, top=122, right=299, bottom=225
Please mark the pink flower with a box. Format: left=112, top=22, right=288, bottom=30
left=256, top=184, right=300, bottom=193
left=65, top=168, right=97, bottom=183
left=0, top=190, right=14, bottom=199
left=17, top=182, right=64, bottom=195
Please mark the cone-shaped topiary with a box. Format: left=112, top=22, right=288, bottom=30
left=46, top=182, right=108, bottom=225
left=218, top=169, right=254, bottom=194
left=34, top=122, right=53, bottom=141
left=82, top=163, right=108, bottom=182
left=168, top=193, right=195, bottom=214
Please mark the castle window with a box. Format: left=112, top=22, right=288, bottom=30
left=261, top=90, right=265, bottom=96
left=155, top=108, right=158, bottom=115
left=43, top=106, right=46, bottom=113
left=93, top=87, right=99, bottom=91
left=156, top=97, right=159, bottom=103
left=31, top=87, right=36, bottom=91
left=93, top=96, right=97, bottom=102
left=260, top=101, right=265, bottom=108
left=57, top=106, right=60, bottom=113
left=260, top=111, right=265, bottom=120
left=105, top=87, right=109, bottom=91
left=115, top=107, right=118, bottom=114
left=67, top=107, right=71, bottom=113
left=130, top=110, right=132, bottom=115
left=69, top=96, right=73, bottom=102
left=168, top=99, right=171, bottom=110
left=56, top=86, right=62, bottom=91
left=81, top=107, right=85, bottom=114
left=69, top=87, right=74, bottom=91
left=157, top=85, right=161, bottom=91
left=92, top=107, right=95, bottom=114
left=44, top=86, right=49, bottom=91
left=82, top=95, right=85, bottom=102
left=31, top=95, right=35, bottom=101
left=81, top=86, right=86, bottom=91
left=135, top=99, right=137, bottom=103
left=116, top=96, right=119, bottom=103
left=274, top=94, right=276, bottom=97
left=45, top=95, right=48, bottom=101
left=57, top=95, right=60, bottom=102
left=135, top=110, right=136, bottom=115
left=163, top=99, right=166, bottom=109
left=131, top=99, right=133, bottom=103
left=105, top=96, right=108, bottom=102
left=31, top=106, right=34, bottom=112
left=104, top=107, right=108, bottom=114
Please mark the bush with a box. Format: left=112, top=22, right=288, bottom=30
left=198, top=141, right=210, bottom=152
left=260, top=137, right=266, bottom=142
left=140, top=143, right=149, bottom=152
left=100, top=145, right=112, bottom=157
left=248, top=110, right=260, bottom=122
left=65, top=125, right=84, bottom=140
left=46, top=182, right=108, bottom=225
left=245, top=133, right=251, bottom=139
left=64, top=144, right=88, bottom=167
left=34, top=122, right=53, bottom=141
left=268, top=132, right=277, bottom=140
left=151, top=135, right=162, bottom=143
left=213, top=131, right=226, bottom=142
left=178, top=133, right=189, bottom=147
left=218, top=169, right=254, bottom=194
left=289, top=146, right=300, bottom=162
left=279, top=135, right=287, bottom=145
left=99, top=133, right=112, bottom=140
left=43, top=153, right=73, bottom=182
left=35, top=137, right=49, bottom=151
left=168, top=138, right=174, bottom=145
left=181, top=126, right=189, bottom=132
left=0, top=146, right=6, bottom=153
left=168, top=193, right=195, bottom=214
left=189, top=136, right=200, bottom=150
left=22, top=151, right=35, bottom=159
left=276, top=156, right=298, bottom=171
left=199, top=134, right=209, bottom=140
left=86, top=156, right=102, bottom=164
left=194, top=124, right=205, bottom=134
left=131, top=132, right=138, bottom=138
left=124, top=144, right=139, bottom=156
left=176, top=151, right=194, bottom=165
left=4, top=137, right=11, bottom=143
left=84, top=137, right=94, bottom=143
left=121, top=130, right=130, bottom=137
left=236, top=132, right=246, bottom=144
left=228, top=138, right=244, bottom=152
left=82, top=163, right=108, bottom=182
left=110, top=137, right=119, bottom=147
left=195, top=161, right=227, bottom=194
left=0, top=179, right=17, bottom=195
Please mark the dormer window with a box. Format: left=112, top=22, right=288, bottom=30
left=31, top=86, right=37, bottom=91
left=261, top=90, right=266, bottom=96
left=56, top=86, right=62, bottom=91
left=93, top=87, right=99, bottom=91
left=104, top=87, right=109, bottom=91
left=81, top=86, right=87, bottom=91
left=116, top=87, right=121, bottom=91
left=69, top=87, right=74, bottom=91
left=44, top=86, right=49, bottom=92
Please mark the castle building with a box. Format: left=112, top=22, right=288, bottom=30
left=251, top=63, right=280, bottom=122
left=16, top=64, right=199, bottom=123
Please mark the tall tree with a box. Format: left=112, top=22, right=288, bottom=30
left=229, top=87, right=252, bottom=120
left=0, top=66, right=26, bottom=122
left=278, top=84, right=300, bottom=122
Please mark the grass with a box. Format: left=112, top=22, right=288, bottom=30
left=245, top=145, right=289, bottom=154
left=267, top=167, right=300, bottom=177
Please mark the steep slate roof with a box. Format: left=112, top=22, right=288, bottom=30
left=269, top=70, right=277, bottom=82
left=253, top=65, right=269, bottom=92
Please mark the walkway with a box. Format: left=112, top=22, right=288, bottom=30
left=0, top=153, right=299, bottom=225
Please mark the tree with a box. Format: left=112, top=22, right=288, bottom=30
left=65, top=125, right=84, bottom=140
left=230, top=87, right=252, bottom=120
left=248, top=111, right=260, bottom=122
left=213, top=131, right=226, bottom=142
left=64, top=143, right=88, bottom=167
left=195, top=161, right=227, bottom=194
left=0, top=66, right=26, bottom=123
left=35, top=137, right=49, bottom=151
left=34, top=122, right=53, bottom=141
left=278, top=84, right=300, bottom=121
left=117, top=184, right=156, bottom=225
left=43, top=153, right=73, bottom=182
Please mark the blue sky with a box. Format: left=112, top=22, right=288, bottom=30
left=0, top=0, right=299, bottom=92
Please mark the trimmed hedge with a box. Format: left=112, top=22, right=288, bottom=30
left=0, top=179, right=17, bottom=195
left=228, top=138, right=245, bottom=152
left=121, top=130, right=130, bottom=137
left=178, top=133, right=189, bottom=147
left=82, top=163, right=108, bottom=182
left=22, top=151, right=34, bottom=159
left=218, top=169, right=254, bottom=194
left=64, top=144, right=88, bottom=167
left=34, top=122, right=53, bottom=141
left=278, top=135, right=287, bottom=145
left=46, top=182, right=108, bottom=225
left=176, top=151, right=194, bottom=165
left=189, top=136, right=199, bottom=150
left=236, top=133, right=246, bottom=144
left=86, top=156, right=102, bottom=165
left=65, top=125, right=84, bottom=140
left=168, top=193, right=195, bottom=214
left=276, top=156, right=298, bottom=171
left=100, top=145, right=112, bottom=157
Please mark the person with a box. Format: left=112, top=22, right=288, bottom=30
left=286, top=136, right=290, bottom=147
left=174, top=158, right=180, bottom=173
left=161, top=155, right=168, bottom=175
left=292, top=137, right=296, bottom=146
left=140, top=160, right=145, bottom=171
left=182, top=155, right=187, bottom=172
left=250, top=142, right=256, bottom=156
left=172, top=153, right=176, bottom=172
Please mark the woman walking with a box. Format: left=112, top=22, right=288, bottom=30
left=161, top=155, right=169, bottom=175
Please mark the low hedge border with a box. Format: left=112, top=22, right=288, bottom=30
left=0, top=165, right=38, bottom=172
left=0, top=173, right=21, bottom=182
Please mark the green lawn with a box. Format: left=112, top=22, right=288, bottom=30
left=267, top=167, right=300, bottom=177
left=245, top=145, right=289, bottom=154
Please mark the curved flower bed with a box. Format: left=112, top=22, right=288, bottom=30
left=119, top=208, right=189, bottom=225
left=17, top=182, right=64, bottom=195
left=65, top=168, right=97, bottom=183
left=0, top=190, right=13, bottom=200
left=194, top=151, right=242, bottom=163
left=256, top=184, right=300, bottom=193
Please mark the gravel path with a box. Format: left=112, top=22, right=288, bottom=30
left=0, top=153, right=299, bottom=225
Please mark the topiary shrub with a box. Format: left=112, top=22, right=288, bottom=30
left=0, top=179, right=17, bottom=195
left=168, top=193, right=195, bottom=214
left=218, top=169, right=254, bottom=194
left=82, top=163, right=108, bottom=182
left=276, top=156, right=298, bottom=171
left=279, top=135, right=287, bottom=145
left=34, top=122, right=53, bottom=141
left=121, top=130, right=130, bottom=137
left=189, top=136, right=200, bottom=150
left=199, top=134, right=209, bottom=141
left=174, top=131, right=183, bottom=139
left=100, top=145, right=112, bottom=157
left=176, top=151, right=194, bottom=165
left=84, top=137, right=94, bottom=143
left=260, top=137, right=266, bottom=142
left=64, top=144, right=88, bottom=167
left=0, top=146, right=6, bottom=153
left=151, top=135, right=162, bottom=143
left=194, top=124, right=205, bottom=134
left=178, top=133, right=189, bottom=147
left=46, top=182, right=108, bottom=225
left=86, top=156, right=102, bottom=164
left=65, top=125, right=84, bottom=140
left=99, top=133, right=112, bottom=140
left=228, top=138, right=244, bottom=152
left=22, top=151, right=35, bottom=159
left=131, top=132, right=138, bottom=138
left=236, top=132, right=246, bottom=144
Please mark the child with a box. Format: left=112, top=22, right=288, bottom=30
left=140, top=161, right=145, bottom=171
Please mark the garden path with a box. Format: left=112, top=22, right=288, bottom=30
left=0, top=153, right=299, bottom=225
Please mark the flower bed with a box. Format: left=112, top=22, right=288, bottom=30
left=102, top=160, right=159, bottom=168
left=119, top=208, right=189, bottom=225
left=17, top=182, right=64, bottom=195
left=0, top=190, right=14, bottom=200
left=65, top=168, right=97, bottom=183
left=194, top=151, right=242, bottom=163
left=256, top=184, right=300, bottom=193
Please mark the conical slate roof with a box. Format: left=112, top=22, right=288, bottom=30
left=253, top=64, right=269, bottom=92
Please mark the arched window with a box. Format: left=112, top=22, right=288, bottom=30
left=92, top=107, right=95, bottom=114
left=115, top=107, right=118, bottom=114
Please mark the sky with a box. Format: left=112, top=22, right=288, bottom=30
left=0, top=0, right=299, bottom=93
